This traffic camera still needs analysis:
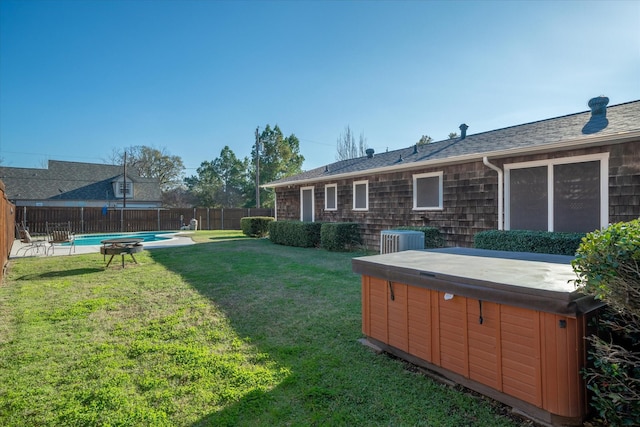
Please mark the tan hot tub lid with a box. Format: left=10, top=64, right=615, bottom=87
left=352, top=248, right=603, bottom=317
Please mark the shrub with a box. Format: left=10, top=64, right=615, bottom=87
left=320, top=223, right=362, bottom=252
left=269, top=221, right=322, bottom=248
left=473, top=229, right=584, bottom=255
left=572, top=220, right=640, bottom=426
left=395, top=226, right=445, bottom=248
left=240, top=216, right=274, bottom=237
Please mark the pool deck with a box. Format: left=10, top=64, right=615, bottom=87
left=10, top=232, right=195, bottom=258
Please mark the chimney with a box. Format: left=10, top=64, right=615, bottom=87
left=588, top=96, right=609, bottom=117
left=365, top=148, right=375, bottom=158
left=459, top=123, right=469, bottom=139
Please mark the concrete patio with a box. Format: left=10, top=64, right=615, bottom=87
left=9, top=232, right=195, bottom=258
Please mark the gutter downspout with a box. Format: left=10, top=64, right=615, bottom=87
left=482, top=157, right=503, bottom=230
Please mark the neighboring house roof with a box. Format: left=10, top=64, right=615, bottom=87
left=264, top=99, right=640, bottom=188
left=0, top=160, right=162, bottom=202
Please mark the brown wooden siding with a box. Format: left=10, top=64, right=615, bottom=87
left=407, top=285, right=431, bottom=361
left=276, top=140, right=640, bottom=250
left=387, top=281, right=408, bottom=351
left=467, top=300, right=500, bottom=390
left=361, top=275, right=590, bottom=423
left=438, top=290, right=468, bottom=376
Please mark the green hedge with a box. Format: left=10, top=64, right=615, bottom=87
left=269, top=221, right=322, bottom=248
left=240, top=216, right=275, bottom=237
left=320, top=223, right=362, bottom=252
left=473, top=229, right=585, bottom=255
left=572, top=220, right=640, bottom=425
left=394, top=226, right=445, bottom=249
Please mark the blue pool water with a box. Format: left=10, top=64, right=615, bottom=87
left=69, top=232, right=174, bottom=246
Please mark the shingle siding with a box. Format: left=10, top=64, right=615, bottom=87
left=275, top=140, right=640, bottom=251
left=609, top=140, right=640, bottom=222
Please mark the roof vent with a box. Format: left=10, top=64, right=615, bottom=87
left=583, top=95, right=610, bottom=134
left=588, top=96, right=609, bottom=116
left=413, top=144, right=418, bottom=154
left=365, top=148, right=375, bottom=158
left=459, top=123, right=469, bottom=139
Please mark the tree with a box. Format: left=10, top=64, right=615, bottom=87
left=211, top=146, right=250, bottom=208
left=110, top=146, right=185, bottom=191
left=185, top=146, right=249, bottom=208
left=336, top=125, right=368, bottom=160
left=162, top=186, right=198, bottom=208
left=417, top=135, right=433, bottom=145
left=448, top=132, right=458, bottom=140
left=184, top=163, right=218, bottom=208
left=250, top=125, right=304, bottom=208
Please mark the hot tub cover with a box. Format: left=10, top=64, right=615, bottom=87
left=352, top=248, right=603, bottom=317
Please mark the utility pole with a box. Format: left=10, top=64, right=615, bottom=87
left=121, top=150, right=127, bottom=232
left=255, top=127, right=260, bottom=208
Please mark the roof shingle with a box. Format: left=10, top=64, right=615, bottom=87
left=0, top=160, right=162, bottom=202
left=265, top=100, right=640, bottom=187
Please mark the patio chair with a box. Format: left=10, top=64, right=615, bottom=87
left=15, top=223, right=46, bottom=256
left=46, top=221, right=76, bottom=255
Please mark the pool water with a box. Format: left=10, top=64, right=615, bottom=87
left=69, top=232, right=174, bottom=246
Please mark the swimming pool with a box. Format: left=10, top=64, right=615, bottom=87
left=69, top=232, right=174, bottom=246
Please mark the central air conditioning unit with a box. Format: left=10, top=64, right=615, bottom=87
left=380, top=230, right=425, bottom=254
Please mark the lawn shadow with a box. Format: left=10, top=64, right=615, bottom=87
left=148, top=239, right=522, bottom=427
left=16, top=268, right=104, bottom=280
left=191, top=388, right=281, bottom=426
left=148, top=239, right=368, bottom=425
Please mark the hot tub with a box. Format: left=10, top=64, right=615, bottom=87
left=352, top=248, right=603, bottom=426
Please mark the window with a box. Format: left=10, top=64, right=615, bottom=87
left=114, top=178, right=133, bottom=198
left=353, top=180, right=368, bottom=211
left=413, top=172, right=443, bottom=210
left=325, top=184, right=337, bottom=211
left=508, top=166, right=548, bottom=230
left=554, top=161, right=602, bottom=232
left=300, top=186, right=314, bottom=222
left=505, top=153, right=608, bottom=232
left=119, top=182, right=132, bottom=196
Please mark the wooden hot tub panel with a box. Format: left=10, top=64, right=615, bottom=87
left=361, top=274, right=587, bottom=424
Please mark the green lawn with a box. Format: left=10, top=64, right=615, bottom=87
left=0, top=231, right=523, bottom=426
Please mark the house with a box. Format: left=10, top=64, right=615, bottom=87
left=0, top=160, right=162, bottom=209
left=263, top=96, right=640, bottom=249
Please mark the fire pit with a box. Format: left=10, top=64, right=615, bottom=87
left=100, top=238, right=144, bottom=268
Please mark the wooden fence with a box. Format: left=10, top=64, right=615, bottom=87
left=1, top=181, right=17, bottom=280
left=15, top=207, right=274, bottom=236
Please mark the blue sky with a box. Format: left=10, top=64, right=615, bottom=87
left=1, top=0, right=638, bottom=177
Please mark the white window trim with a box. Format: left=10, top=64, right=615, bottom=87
left=412, top=171, right=443, bottom=210
left=504, top=152, right=609, bottom=231
left=324, top=183, right=337, bottom=211
left=300, top=186, right=315, bottom=222
left=114, top=178, right=133, bottom=198
left=352, top=180, right=369, bottom=211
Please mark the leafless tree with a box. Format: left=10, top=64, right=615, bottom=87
left=336, top=126, right=368, bottom=161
